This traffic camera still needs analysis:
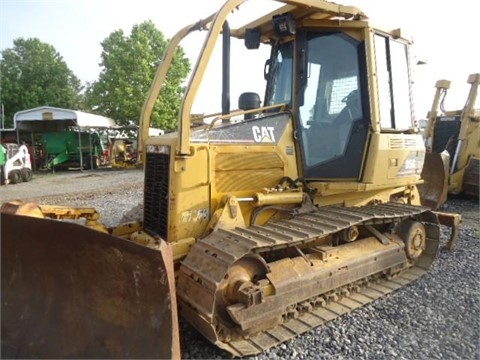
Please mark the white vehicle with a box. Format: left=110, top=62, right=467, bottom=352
left=0, top=143, right=33, bottom=185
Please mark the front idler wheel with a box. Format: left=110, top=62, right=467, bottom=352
left=397, top=220, right=426, bottom=260
left=222, top=254, right=269, bottom=307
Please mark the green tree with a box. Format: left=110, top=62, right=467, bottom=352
left=85, top=20, right=190, bottom=130
left=0, top=38, right=82, bottom=127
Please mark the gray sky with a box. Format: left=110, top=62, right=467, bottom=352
left=1, top=0, right=478, bottom=118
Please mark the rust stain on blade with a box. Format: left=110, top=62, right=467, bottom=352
left=1, top=212, right=180, bottom=359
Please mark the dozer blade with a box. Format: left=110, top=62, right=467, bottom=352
left=418, top=151, right=450, bottom=210
left=1, top=212, right=180, bottom=359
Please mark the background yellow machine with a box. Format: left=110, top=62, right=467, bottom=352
left=420, top=73, right=479, bottom=208
left=1, top=1, right=461, bottom=358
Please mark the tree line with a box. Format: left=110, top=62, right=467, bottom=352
left=0, top=20, right=190, bottom=130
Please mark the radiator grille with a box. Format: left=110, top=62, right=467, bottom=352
left=432, top=116, right=460, bottom=155
left=144, top=152, right=170, bottom=239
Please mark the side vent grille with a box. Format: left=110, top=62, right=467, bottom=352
left=144, top=152, right=170, bottom=239
left=404, top=138, right=418, bottom=149
left=389, top=138, right=404, bottom=149
left=389, top=137, right=419, bottom=149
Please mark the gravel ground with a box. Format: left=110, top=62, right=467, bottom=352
left=1, top=169, right=478, bottom=359
left=0, top=168, right=144, bottom=227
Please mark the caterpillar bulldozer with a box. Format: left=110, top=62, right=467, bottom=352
left=1, top=0, right=462, bottom=358
left=419, top=73, right=479, bottom=209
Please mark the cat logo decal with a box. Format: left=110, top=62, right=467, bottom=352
left=252, top=126, right=275, bottom=143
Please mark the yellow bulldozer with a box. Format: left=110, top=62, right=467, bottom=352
left=419, top=73, right=479, bottom=209
left=1, top=0, right=462, bottom=358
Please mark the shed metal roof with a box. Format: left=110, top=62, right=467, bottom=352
left=13, top=106, right=116, bottom=131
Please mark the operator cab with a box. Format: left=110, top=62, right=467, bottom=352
left=262, top=16, right=415, bottom=182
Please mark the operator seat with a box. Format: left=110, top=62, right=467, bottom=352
left=336, top=89, right=362, bottom=124
left=334, top=89, right=362, bottom=152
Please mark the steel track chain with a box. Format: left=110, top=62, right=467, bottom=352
left=178, top=203, right=436, bottom=357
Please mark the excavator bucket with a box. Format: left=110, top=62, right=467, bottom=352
left=1, top=212, right=180, bottom=359
left=418, top=151, right=450, bottom=210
